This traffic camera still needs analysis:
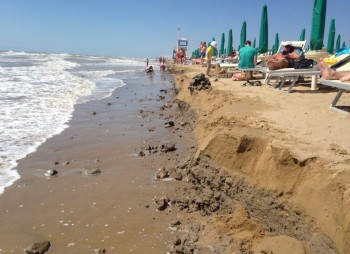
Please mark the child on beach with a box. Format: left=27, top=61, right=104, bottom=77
left=205, top=41, right=218, bottom=76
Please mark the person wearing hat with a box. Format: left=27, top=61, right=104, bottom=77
left=205, top=41, right=218, bottom=76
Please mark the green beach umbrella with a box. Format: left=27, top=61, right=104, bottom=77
left=253, top=37, right=256, bottom=48
left=300, top=28, right=306, bottom=41
left=240, top=21, right=247, bottom=49
left=227, top=29, right=233, bottom=56
left=258, top=4, right=268, bottom=53
left=342, top=41, right=346, bottom=47
left=272, top=33, right=279, bottom=54
left=195, top=49, right=200, bottom=57
left=219, top=33, right=225, bottom=56
left=335, top=34, right=341, bottom=52
left=326, top=19, right=335, bottom=54
left=310, top=0, right=327, bottom=50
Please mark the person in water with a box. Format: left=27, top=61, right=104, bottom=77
left=145, top=65, right=153, bottom=73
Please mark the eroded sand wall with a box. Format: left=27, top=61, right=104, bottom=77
left=171, top=66, right=350, bottom=254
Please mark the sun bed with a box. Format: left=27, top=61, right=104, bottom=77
left=261, top=67, right=321, bottom=93
left=261, top=40, right=313, bottom=90
left=320, top=80, right=350, bottom=113
left=262, top=56, right=350, bottom=93
left=219, top=63, right=238, bottom=69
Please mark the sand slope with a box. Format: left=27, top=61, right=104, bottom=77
left=170, top=64, right=350, bottom=254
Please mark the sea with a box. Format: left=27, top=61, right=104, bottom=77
left=0, top=50, right=155, bottom=194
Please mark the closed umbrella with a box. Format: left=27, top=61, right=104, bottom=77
left=258, top=4, right=268, bottom=53
left=335, top=34, right=341, bottom=52
left=272, top=33, right=279, bottom=54
left=342, top=41, right=346, bottom=48
left=300, top=28, right=306, bottom=41
left=253, top=37, right=256, bottom=48
left=326, top=18, right=335, bottom=54
left=240, top=21, right=247, bottom=49
left=227, top=29, right=233, bottom=57
left=310, top=0, right=327, bottom=50
left=219, top=33, right=225, bottom=57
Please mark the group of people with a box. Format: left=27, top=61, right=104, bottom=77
left=202, top=38, right=350, bottom=83
left=173, top=48, right=186, bottom=65
left=259, top=42, right=350, bottom=82
left=145, top=57, right=167, bottom=73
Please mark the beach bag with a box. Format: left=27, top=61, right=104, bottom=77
left=294, top=58, right=313, bottom=69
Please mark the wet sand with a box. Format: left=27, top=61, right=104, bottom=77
left=0, top=71, right=196, bottom=253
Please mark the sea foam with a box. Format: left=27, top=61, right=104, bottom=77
left=0, top=51, right=145, bottom=194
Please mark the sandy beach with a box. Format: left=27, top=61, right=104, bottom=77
left=1, top=62, right=350, bottom=254
left=168, top=63, right=350, bottom=254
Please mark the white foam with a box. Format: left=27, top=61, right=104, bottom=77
left=0, top=52, right=145, bottom=194
left=0, top=163, right=20, bottom=195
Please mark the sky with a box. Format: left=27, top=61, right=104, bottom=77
left=0, top=0, right=349, bottom=58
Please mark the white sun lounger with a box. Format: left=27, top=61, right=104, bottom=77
left=277, top=40, right=307, bottom=52
left=262, top=59, right=350, bottom=93
left=320, top=80, right=350, bottom=113
left=219, top=63, right=238, bottom=69
left=261, top=40, right=314, bottom=92
left=261, top=68, right=321, bottom=93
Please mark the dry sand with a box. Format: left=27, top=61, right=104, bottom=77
left=168, top=63, right=350, bottom=254
left=1, top=63, right=350, bottom=254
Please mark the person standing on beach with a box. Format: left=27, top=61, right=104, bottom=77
left=199, top=41, right=207, bottom=63
left=205, top=41, right=218, bottom=76
left=238, top=40, right=257, bottom=79
left=146, top=58, right=149, bottom=67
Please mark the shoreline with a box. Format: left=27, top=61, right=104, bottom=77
left=1, top=62, right=350, bottom=253
left=0, top=70, right=197, bottom=253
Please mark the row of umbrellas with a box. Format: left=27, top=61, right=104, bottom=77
left=193, top=0, right=345, bottom=58
left=214, top=4, right=267, bottom=58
